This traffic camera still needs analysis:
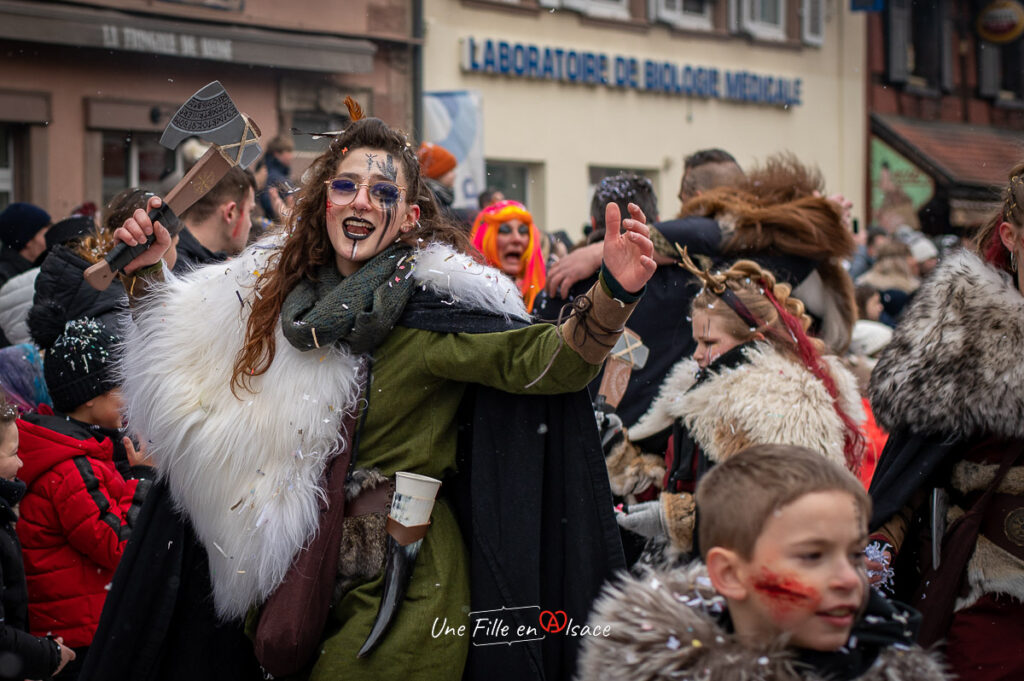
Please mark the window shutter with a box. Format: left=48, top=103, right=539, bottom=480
left=887, top=0, right=910, bottom=84
left=940, top=0, right=955, bottom=92
left=978, top=40, right=1000, bottom=98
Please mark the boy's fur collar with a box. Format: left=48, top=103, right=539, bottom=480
left=630, top=343, right=863, bottom=467
left=118, top=240, right=524, bottom=619
left=870, top=249, right=1024, bottom=439
left=577, top=564, right=948, bottom=681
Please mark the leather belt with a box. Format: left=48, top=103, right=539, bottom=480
left=977, top=492, right=1024, bottom=562
left=345, top=479, right=394, bottom=517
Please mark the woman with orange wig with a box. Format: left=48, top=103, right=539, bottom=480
left=471, top=200, right=546, bottom=312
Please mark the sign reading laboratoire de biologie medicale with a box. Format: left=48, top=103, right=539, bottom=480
left=461, top=37, right=803, bottom=109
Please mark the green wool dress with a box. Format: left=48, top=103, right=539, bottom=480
left=308, top=323, right=599, bottom=680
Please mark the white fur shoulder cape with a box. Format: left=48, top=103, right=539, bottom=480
left=629, top=343, right=863, bottom=467
left=118, top=240, right=526, bottom=619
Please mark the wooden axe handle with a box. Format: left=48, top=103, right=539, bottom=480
left=83, top=147, right=235, bottom=290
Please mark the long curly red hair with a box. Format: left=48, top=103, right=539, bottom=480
left=230, top=115, right=473, bottom=396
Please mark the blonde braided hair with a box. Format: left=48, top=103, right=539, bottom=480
left=677, top=247, right=863, bottom=472
left=677, top=247, right=822, bottom=355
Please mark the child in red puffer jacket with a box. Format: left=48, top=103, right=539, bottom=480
left=16, top=319, right=152, bottom=680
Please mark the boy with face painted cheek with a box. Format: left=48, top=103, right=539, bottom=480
left=578, top=445, right=950, bottom=681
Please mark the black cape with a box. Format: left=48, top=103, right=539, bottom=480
left=81, top=288, right=624, bottom=681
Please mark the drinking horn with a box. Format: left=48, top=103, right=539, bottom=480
left=357, top=518, right=429, bottom=657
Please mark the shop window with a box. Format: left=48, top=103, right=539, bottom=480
left=801, top=0, right=824, bottom=45
left=886, top=0, right=954, bottom=92
left=740, top=0, right=787, bottom=40
left=485, top=161, right=533, bottom=206
left=538, top=0, right=632, bottom=20
left=0, top=125, right=13, bottom=210
left=978, top=39, right=1024, bottom=101
left=101, top=131, right=178, bottom=206
left=652, top=0, right=714, bottom=30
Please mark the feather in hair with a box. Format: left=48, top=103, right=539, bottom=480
left=344, top=96, right=364, bottom=122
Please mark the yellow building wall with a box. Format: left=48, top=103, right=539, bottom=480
left=423, top=0, right=866, bottom=239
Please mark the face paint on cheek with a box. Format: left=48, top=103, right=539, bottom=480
left=753, top=567, right=821, bottom=618
left=377, top=200, right=397, bottom=247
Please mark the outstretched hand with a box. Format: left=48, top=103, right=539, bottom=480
left=602, top=202, right=656, bottom=294
left=112, top=195, right=173, bottom=274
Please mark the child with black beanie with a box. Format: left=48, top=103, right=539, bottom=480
left=14, top=319, right=152, bottom=680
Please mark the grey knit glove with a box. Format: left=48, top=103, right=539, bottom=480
left=616, top=500, right=667, bottom=539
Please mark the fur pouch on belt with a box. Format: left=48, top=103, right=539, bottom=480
left=334, top=469, right=390, bottom=604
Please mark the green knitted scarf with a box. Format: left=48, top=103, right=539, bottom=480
left=280, top=242, right=415, bottom=354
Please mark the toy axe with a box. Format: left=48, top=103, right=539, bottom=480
left=84, top=81, right=261, bottom=290
left=594, top=328, right=648, bottom=413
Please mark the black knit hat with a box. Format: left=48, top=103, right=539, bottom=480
left=0, top=202, right=51, bottom=251
left=44, top=318, right=120, bottom=413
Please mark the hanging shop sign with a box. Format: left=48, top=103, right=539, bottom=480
left=460, top=37, right=802, bottom=108
left=977, top=0, right=1024, bottom=43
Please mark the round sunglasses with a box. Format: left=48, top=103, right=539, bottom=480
left=325, top=178, right=406, bottom=210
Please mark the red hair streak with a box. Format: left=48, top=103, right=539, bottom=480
left=760, top=280, right=865, bottom=473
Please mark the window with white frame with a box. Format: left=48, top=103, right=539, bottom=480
left=538, top=0, right=631, bottom=20
left=802, top=0, right=824, bottom=45
left=101, top=131, right=179, bottom=205
left=740, top=0, right=786, bottom=40
left=652, top=0, right=714, bottom=31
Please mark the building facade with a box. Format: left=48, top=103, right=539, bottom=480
left=868, top=0, right=1024, bottom=234
left=422, top=0, right=866, bottom=239
left=0, top=0, right=417, bottom=217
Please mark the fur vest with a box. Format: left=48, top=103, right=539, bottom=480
left=870, top=249, right=1024, bottom=610
left=118, top=240, right=526, bottom=619
left=577, top=564, right=949, bottom=681
left=629, top=343, right=863, bottom=468
left=871, top=249, right=1024, bottom=442
left=614, top=343, right=863, bottom=553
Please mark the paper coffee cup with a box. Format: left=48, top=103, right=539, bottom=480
left=390, top=472, right=441, bottom=526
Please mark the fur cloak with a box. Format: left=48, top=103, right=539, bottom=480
left=612, top=343, right=863, bottom=553
left=576, top=564, right=949, bottom=681
left=678, top=156, right=858, bottom=354
left=869, top=249, right=1024, bottom=611
left=628, top=343, right=863, bottom=468
left=117, top=239, right=527, bottom=619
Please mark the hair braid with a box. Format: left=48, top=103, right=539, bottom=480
left=679, top=248, right=865, bottom=472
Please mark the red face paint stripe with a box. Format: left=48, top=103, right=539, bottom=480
left=753, top=567, right=818, bottom=605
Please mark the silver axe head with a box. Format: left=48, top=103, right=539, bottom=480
left=159, top=80, right=262, bottom=169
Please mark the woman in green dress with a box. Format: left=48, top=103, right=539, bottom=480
left=90, top=108, right=655, bottom=681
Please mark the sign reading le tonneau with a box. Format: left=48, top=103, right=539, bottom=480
left=461, top=36, right=802, bottom=109
left=101, top=24, right=233, bottom=60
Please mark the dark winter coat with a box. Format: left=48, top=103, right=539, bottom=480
left=258, top=154, right=291, bottom=221
left=172, top=227, right=226, bottom=274
left=15, top=412, right=152, bottom=647
left=0, top=478, right=61, bottom=681
left=578, top=564, right=949, bottom=681
left=27, top=245, right=127, bottom=350
left=0, top=249, right=32, bottom=293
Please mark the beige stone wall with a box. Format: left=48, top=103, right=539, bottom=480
left=423, top=0, right=867, bottom=239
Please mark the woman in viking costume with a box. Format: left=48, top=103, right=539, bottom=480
left=867, top=162, right=1024, bottom=680
left=81, top=103, right=655, bottom=680
left=610, top=251, right=864, bottom=564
